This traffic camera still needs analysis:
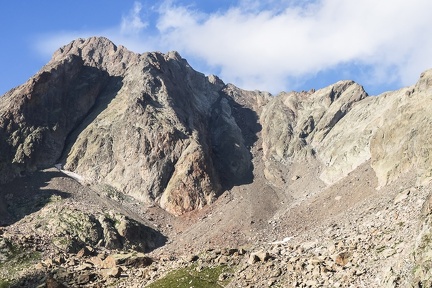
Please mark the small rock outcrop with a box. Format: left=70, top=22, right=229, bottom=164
left=31, top=204, right=162, bottom=253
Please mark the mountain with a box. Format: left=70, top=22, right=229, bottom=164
left=0, top=37, right=258, bottom=216
left=1, top=36, right=432, bottom=287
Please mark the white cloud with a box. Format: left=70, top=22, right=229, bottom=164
left=34, top=2, right=156, bottom=60
left=33, top=0, right=432, bottom=94
left=154, top=0, right=432, bottom=93
left=34, top=31, right=94, bottom=58
left=121, top=1, right=148, bottom=35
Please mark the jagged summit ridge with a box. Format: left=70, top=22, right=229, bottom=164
left=50, top=37, right=192, bottom=79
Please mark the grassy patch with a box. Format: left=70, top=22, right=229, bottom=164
left=146, top=265, right=234, bottom=288
left=0, top=242, right=41, bottom=282
left=52, top=236, right=72, bottom=251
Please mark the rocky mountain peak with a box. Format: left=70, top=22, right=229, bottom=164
left=50, top=36, right=137, bottom=76
left=415, top=68, right=432, bottom=93
left=0, top=37, right=255, bottom=216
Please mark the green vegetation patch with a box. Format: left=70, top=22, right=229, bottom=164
left=146, top=265, right=234, bottom=288
left=0, top=241, right=41, bottom=283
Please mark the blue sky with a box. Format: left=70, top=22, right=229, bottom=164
left=1, top=0, right=432, bottom=96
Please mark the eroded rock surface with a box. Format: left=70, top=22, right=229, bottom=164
left=260, top=80, right=368, bottom=185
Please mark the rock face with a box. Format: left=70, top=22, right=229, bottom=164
left=369, top=71, right=432, bottom=187
left=59, top=43, right=224, bottom=214
left=0, top=53, right=112, bottom=182
left=260, top=69, right=432, bottom=191
left=260, top=81, right=368, bottom=185
left=0, top=37, right=258, bottom=215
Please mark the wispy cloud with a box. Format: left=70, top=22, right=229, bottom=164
left=121, top=1, right=148, bottom=35
left=34, top=1, right=156, bottom=59
left=33, top=0, right=432, bottom=95
left=155, top=0, right=432, bottom=93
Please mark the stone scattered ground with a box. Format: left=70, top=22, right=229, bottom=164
left=0, top=141, right=429, bottom=287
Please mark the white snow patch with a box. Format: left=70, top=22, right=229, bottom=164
left=54, top=164, right=85, bottom=183
left=269, top=237, right=293, bottom=245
